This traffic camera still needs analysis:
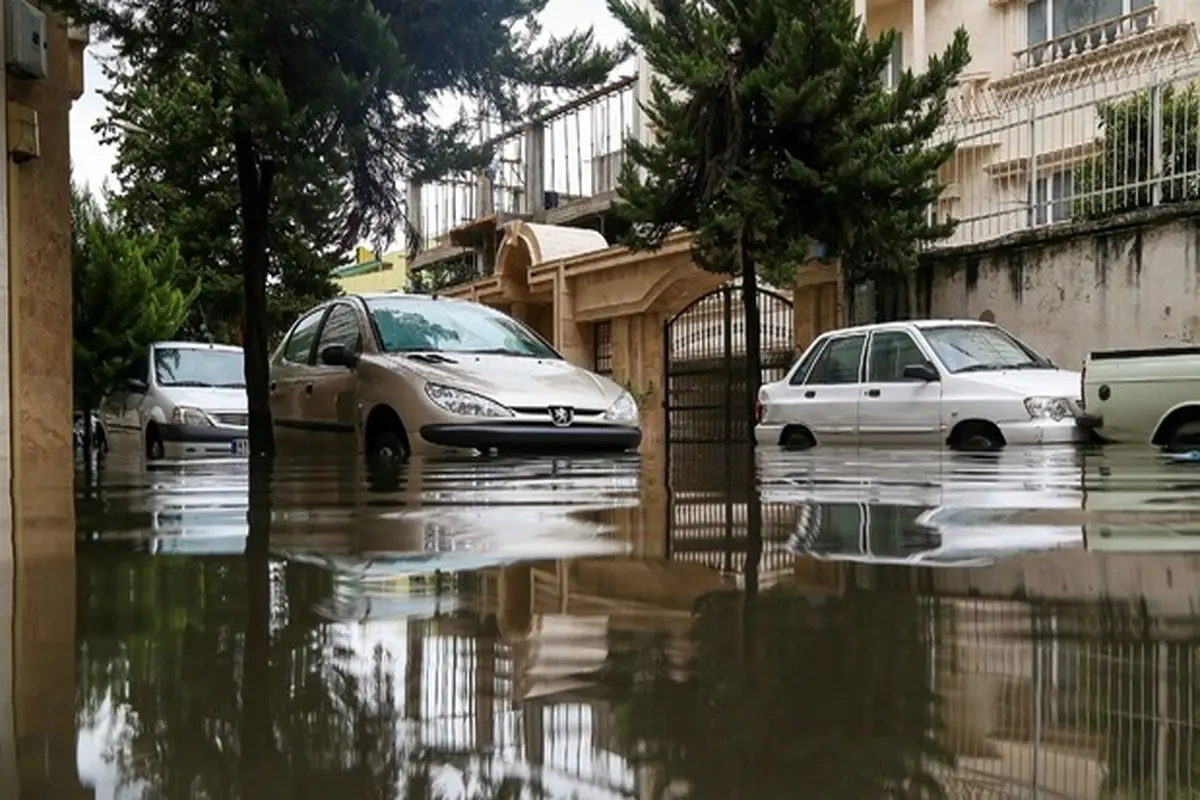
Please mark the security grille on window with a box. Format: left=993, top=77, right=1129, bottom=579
left=594, top=321, right=613, bottom=375
left=1026, top=0, right=1155, bottom=66
left=1029, top=169, right=1074, bottom=226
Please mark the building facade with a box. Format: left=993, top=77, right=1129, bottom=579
left=333, top=246, right=408, bottom=294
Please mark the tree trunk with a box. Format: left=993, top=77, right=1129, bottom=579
left=233, top=124, right=276, bottom=459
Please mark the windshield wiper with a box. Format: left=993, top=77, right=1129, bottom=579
left=1010, top=361, right=1054, bottom=370
left=461, top=347, right=532, bottom=357
left=216, top=382, right=247, bottom=388
left=162, top=380, right=215, bottom=387
left=953, top=364, right=1003, bottom=373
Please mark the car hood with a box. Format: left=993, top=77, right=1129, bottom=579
left=386, top=353, right=622, bottom=409
left=159, top=386, right=248, bottom=413
left=957, top=368, right=1081, bottom=399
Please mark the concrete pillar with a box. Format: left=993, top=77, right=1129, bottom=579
left=793, top=259, right=844, bottom=355
left=855, top=0, right=867, bottom=25
left=553, top=268, right=588, bottom=365
left=912, top=0, right=926, bottom=71
left=6, top=14, right=81, bottom=541
left=523, top=122, right=545, bottom=216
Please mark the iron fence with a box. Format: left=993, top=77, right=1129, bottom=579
left=412, top=76, right=638, bottom=252
left=935, top=39, right=1200, bottom=250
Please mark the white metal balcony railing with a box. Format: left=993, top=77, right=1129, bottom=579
left=935, top=41, right=1200, bottom=250
left=414, top=76, right=638, bottom=252
left=1015, top=5, right=1159, bottom=74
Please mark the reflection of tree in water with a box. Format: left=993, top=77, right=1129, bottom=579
left=602, top=585, right=952, bottom=799
left=76, top=557, right=418, bottom=797
left=372, top=310, right=462, bottom=352
left=76, top=557, right=555, bottom=798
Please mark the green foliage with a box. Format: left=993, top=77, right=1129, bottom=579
left=1072, top=83, right=1200, bottom=221
left=72, top=178, right=198, bottom=412
left=608, top=0, right=971, bottom=287
left=96, top=60, right=343, bottom=342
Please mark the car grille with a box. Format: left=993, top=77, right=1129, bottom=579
left=213, top=413, right=249, bottom=427
left=511, top=406, right=605, bottom=419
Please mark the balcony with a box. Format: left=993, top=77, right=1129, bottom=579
left=409, top=75, right=639, bottom=269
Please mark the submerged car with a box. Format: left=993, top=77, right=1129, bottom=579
left=100, top=341, right=248, bottom=459
left=755, top=319, right=1084, bottom=452
left=269, top=293, right=642, bottom=459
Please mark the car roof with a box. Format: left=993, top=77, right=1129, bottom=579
left=153, top=341, right=243, bottom=352
left=824, top=318, right=995, bottom=336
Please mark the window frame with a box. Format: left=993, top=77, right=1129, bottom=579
left=788, top=337, right=831, bottom=385
left=282, top=307, right=330, bottom=366
left=1026, top=0, right=1155, bottom=50
left=865, top=328, right=934, bottom=383
left=1030, top=169, right=1074, bottom=226
left=802, top=333, right=867, bottom=386
left=313, top=301, right=366, bottom=357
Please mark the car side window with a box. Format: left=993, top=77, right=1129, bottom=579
left=283, top=309, right=325, bottom=365
left=804, top=334, right=865, bottom=385
left=788, top=339, right=829, bottom=385
left=315, top=304, right=363, bottom=355
left=867, top=331, right=928, bottom=382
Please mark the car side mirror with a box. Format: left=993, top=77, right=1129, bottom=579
left=902, top=363, right=939, bottom=382
left=126, top=377, right=148, bottom=393
left=320, top=344, right=359, bottom=368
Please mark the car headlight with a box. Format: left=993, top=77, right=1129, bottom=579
left=424, top=383, right=513, bottom=417
left=1024, top=396, right=1073, bottom=421
left=172, top=406, right=214, bottom=426
left=603, top=391, right=640, bottom=425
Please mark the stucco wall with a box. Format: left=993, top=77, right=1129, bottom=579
left=924, top=208, right=1200, bottom=369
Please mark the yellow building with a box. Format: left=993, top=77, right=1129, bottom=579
left=333, top=246, right=408, bottom=294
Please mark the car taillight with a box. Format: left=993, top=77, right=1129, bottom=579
left=754, top=397, right=764, bottom=423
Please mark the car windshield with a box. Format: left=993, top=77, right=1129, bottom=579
left=365, top=297, right=559, bottom=359
left=921, top=325, right=1050, bottom=373
left=154, top=347, right=245, bottom=388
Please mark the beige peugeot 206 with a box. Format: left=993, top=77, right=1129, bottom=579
left=269, top=293, right=642, bottom=459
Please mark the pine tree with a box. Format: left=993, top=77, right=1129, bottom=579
left=609, top=0, right=970, bottom=431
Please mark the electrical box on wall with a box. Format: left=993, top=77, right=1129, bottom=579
left=6, top=0, right=47, bottom=79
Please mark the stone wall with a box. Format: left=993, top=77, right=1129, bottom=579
left=920, top=205, right=1200, bottom=370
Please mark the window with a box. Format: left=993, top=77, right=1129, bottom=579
left=1027, top=0, right=1154, bottom=63
left=316, top=303, right=363, bottom=355
left=804, top=334, right=865, bottom=385
left=284, top=309, right=325, bottom=364
left=883, top=31, right=903, bottom=90
left=788, top=338, right=829, bottom=385
left=153, top=346, right=245, bottom=388
left=1030, top=169, right=1074, bottom=225
left=365, top=297, right=559, bottom=359
left=922, top=325, right=1049, bottom=374
left=867, top=331, right=929, bottom=382
left=594, top=321, right=613, bottom=375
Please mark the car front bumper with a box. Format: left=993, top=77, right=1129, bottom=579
left=159, top=423, right=248, bottom=457
left=998, top=417, right=1087, bottom=446
left=420, top=423, right=641, bottom=453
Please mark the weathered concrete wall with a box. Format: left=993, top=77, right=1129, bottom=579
left=923, top=207, right=1200, bottom=369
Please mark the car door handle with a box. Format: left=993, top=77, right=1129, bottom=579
left=804, top=390, right=816, bottom=398
left=304, top=384, right=313, bottom=395
left=866, top=389, right=881, bottom=397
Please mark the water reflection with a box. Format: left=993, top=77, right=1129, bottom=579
left=44, top=445, right=1200, bottom=796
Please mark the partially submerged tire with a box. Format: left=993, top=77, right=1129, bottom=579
left=1165, top=420, right=1200, bottom=453
left=781, top=428, right=815, bottom=451
left=952, top=422, right=1004, bottom=453
left=369, top=430, right=410, bottom=462
left=146, top=424, right=165, bottom=460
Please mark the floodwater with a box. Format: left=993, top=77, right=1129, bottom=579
left=21, top=444, right=1200, bottom=797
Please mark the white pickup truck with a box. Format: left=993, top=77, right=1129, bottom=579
left=1078, top=345, right=1200, bottom=450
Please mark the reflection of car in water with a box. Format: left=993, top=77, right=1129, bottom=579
left=790, top=502, right=1083, bottom=568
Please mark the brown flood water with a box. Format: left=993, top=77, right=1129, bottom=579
left=10, top=443, right=1200, bottom=797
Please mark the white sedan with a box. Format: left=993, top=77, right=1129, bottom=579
left=755, top=319, right=1085, bottom=452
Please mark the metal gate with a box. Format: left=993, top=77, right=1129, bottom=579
left=663, top=281, right=795, bottom=449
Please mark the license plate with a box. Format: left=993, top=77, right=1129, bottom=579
left=231, top=438, right=248, bottom=454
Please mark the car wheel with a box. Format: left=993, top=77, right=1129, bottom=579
left=955, top=425, right=1003, bottom=453
left=146, top=424, right=165, bottom=460
left=369, top=430, right=410, bottom=462
left=781, top=429, right=815, bottom=450
left=1166, top=420, right=1200, bottom=453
